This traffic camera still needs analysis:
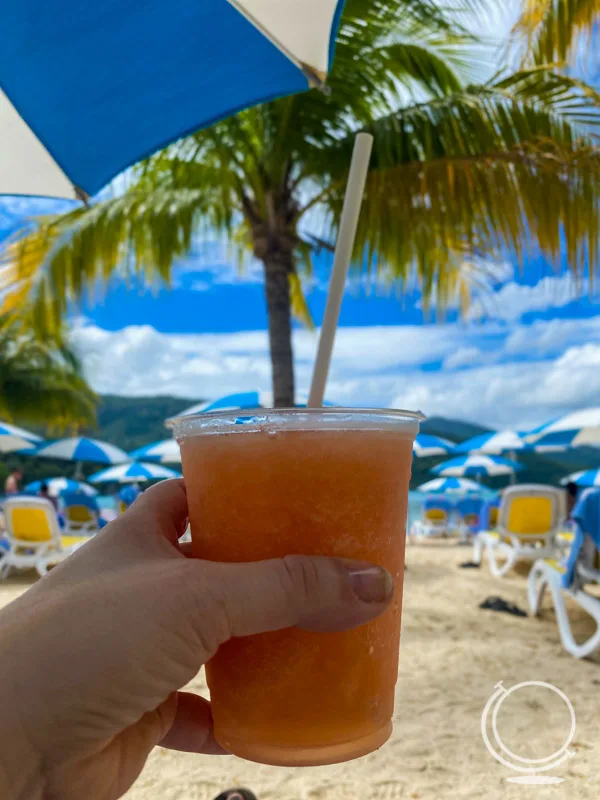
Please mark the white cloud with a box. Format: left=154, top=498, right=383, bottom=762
left=443, top=347, right=485, bottom=370
left=468, top=273, right=593, bottom=323
left=71, top=316, right=600, bottom=430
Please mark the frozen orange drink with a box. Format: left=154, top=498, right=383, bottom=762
left=172, top=408, right=420, bottom=766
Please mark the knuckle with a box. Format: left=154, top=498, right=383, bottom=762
left=280, top=554, right=322, bottom=605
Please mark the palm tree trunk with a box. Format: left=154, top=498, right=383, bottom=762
left=262, top=252, right=295, bottom=407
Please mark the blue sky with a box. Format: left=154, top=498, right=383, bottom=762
left=1, top=193, right=599, bottom=431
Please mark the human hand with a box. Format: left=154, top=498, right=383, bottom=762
left=0, top=479, right=394, bottom=800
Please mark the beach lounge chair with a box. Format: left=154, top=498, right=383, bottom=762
left=0, top=496, right=89, bottom=579
left=473, top=484, right=562, bottom=577
left=61, top=491, right=101, bottom=534
left=480, top=497, right=500, bottom=530
left=529, top=488, right=600, bottom=658
left=410, top=495, right=453, bottom=540
left=455, top=496, right=485, bottom=539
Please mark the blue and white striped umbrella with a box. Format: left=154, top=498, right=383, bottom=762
left=417, top=478, right=483, bottom=494
left=171, top=391, right=336, bottom=419
left=0, top=0, right=345, bottom=199
left=453, top=430, right=526, bottom=455
left=0, top=420, right=42, bottom=453
left=561, top=469, right=600, bottom=488
left=526, top=408, right=600, bottom=451
left=413, top=434, right=454, bottom=457
left=34, top=437, right=129, bottom=465
left=129, top=439, right=181, bottom=465
left=25, top=478, right=97, bottom=498
left=432, top=454, right=523, bottom=478
left=89, top=462, right=182, bottom=484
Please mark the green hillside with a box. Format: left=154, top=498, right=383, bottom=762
left=95, top=395, right=198, bottom=452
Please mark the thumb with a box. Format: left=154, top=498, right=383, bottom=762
left=191, top=554, right=395, bottom=642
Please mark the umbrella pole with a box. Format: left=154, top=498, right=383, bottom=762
left=74, top=460, right=84, bottom=480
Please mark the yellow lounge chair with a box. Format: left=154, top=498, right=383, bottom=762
left=473, top=484, right=563, bottom=577
left=0, top=497, right=89, bottom=579
left=63, top=502, right=100, bottom=534
left=529, top=489, right=600, bottom=658
left=409, top=496, right=454, bottom=540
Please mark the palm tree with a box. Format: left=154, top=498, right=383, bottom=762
left=2, top=0, right=600, bottom=406
left=0, top=319, right=96, bottom=431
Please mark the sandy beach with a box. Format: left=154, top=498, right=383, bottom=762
left=2, top=543, right=599, bottom=799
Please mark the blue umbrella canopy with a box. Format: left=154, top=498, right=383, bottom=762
left=89, top=462, right=182, bottom=484
left=453, top=430, right=526, bottom=455
left=526, top=408, right=600, bottom=451
left=34, top=437, right=129, bottom=465
left=417, top=477, right=483, bottom=494
left=0, top=420, right=42, bottom=453
left=413, top=434, right=454, bottom=457
left=0, top=0, right=345, bottom=199
left=561, top=469, right=600, bottom=488
left=25, top=478, right=97, bottom=497
left=129, top=439, right=181, bottom=465
left=432, top=454, right=523, bottom=478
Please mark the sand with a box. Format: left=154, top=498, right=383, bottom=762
left=1, top=543, right=599, bottom=798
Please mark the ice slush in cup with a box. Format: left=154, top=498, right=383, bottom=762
left=171, top=407, right=420, bottom=766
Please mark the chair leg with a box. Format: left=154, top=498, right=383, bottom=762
left=488, top=541, right=517, bottom=578
left=528, top=560, right=548, bottom=616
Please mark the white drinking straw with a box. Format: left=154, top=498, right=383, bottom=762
left=308, top=132, right=373, bottom=407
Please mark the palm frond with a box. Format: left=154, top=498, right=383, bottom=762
left=0, top=320, right=97, bottom=431
left=512, top=0, right=600, bottom=66
left=309, top=71, right=600, bottom=299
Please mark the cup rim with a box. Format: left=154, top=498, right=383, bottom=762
left=167, top=406, right=425, bottom=432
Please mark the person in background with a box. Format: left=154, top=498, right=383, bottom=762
left=38, top=482, right=58, bottom=511
left=565, top=481, right=579, bottom=519
left=4, top=469, right=22, bottom=496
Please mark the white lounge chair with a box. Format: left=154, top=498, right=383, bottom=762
left=61, top=491, right=101, bottom=535
left=529, top=488, right=600, bottom=658
left=409, top=496, right=454, bottom=541
left=0, top=496, right=89, bottom=579
left=473, top=484, right=562, bottom=577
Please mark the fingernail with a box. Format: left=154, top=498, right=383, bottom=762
left=347, top=566, right=394, bottom=603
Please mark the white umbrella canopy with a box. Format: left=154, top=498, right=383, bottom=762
left=453, top=430, right=526, bottom=455
left=0, top=420, right=42, bottom=453
left=34, top=437, right=129, bottom=465
left=89, top=462, right=182, bottom=484
left=0, top=0, right=344, bottom=199
left=527, top=407, right=600, bottom=451
left=129, top=439, right=181, bottom=465
left=432, top=454, right=523, bottom=478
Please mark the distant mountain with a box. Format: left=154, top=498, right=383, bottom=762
left=95, top=394, right=198, bottom=452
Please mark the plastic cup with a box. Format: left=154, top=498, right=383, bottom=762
left=171, top=407, right=420, bottom=766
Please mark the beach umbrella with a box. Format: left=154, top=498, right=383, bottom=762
left=417, top=478, right=483, bottom=494
left=129, top=439, right=181, bottom=465
left=561, top=469, right=600, bottom=488
left=170, top=391, right=337, bottom=420
left=0, top=0, right=345, bottom=200
left=34, top=437, right=129, bottom=465
left=24, top=478, right=97, bottom=497
left=453, top=430, right=526, bottom=455
left=432, top=454, right=523, bottom=478
left=89, top=462, right=182, bottom=484
left=413, top=434, right=454, bottom=457
left=0, top=420, right=42, bottom=453
left=526, top=408, right=600, bottom=451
